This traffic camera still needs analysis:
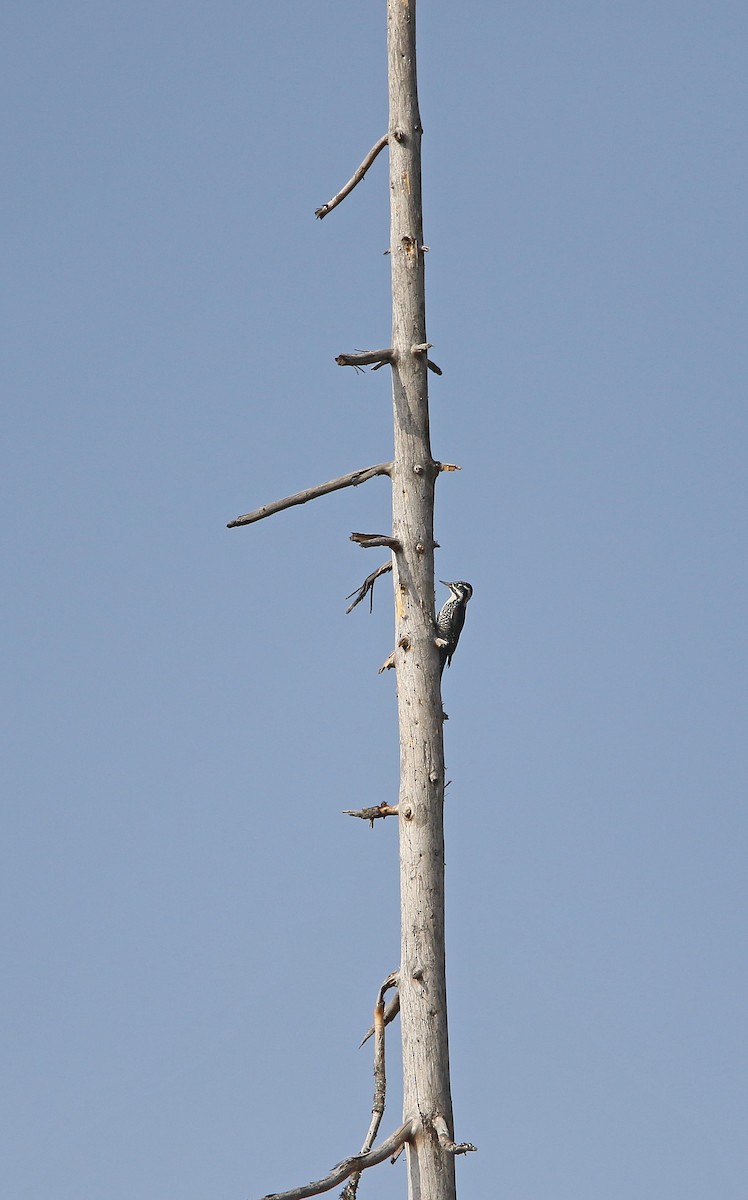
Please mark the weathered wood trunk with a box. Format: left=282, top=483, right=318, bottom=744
left=388, top=2, right=457, bottom=1197
left=234, top=5, right=469, bottom=1196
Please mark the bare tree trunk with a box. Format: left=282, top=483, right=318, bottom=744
left=387, top=3, right=456, bottom=1198
left=232, top=5, right=476, bottom=1198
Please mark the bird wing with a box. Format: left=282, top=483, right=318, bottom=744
left=446, top=605, right=467, bottom=667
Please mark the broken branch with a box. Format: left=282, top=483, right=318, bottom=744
left=345, top=560, right=393, bottom=613
left=369, top=974, right=397, bottom=1127
left=227, top=464, right=391, bottom=529
left=378, top=634, right=409, bottom=674
left=341, top=971, right=400, bottom=1200
left=343, top=804, right=399, bottom=826
left=257, top=1122, right=415, bottom=1200
left=349, top=532, right=401, bottom=551
left=432, top=1113, right=477, bottom=1156
left=336, top=349, right=393, bottom=372
left=315, top=133, right=389, bottom=219
left=378, top=649, right=397, bottom=674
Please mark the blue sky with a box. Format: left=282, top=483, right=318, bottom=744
left=2, top=2, right=746, bottom=1197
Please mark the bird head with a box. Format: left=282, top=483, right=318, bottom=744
left=440, top=580, right=473, bottom=603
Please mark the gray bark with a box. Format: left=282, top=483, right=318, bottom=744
left=387, top=2, right=458, bottom=1198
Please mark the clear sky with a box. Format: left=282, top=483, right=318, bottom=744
left=2, top=2, right=746, bottom=1197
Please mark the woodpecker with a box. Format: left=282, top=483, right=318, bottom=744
left=435, top=580, right=473, bottom=674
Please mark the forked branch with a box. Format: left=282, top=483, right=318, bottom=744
left=227, top=464, right=391, bottom=528
left=315, top=134, right=389, bottom=219
left=257, top=1122, right=415, bottom=1200
left=345, top=560, right=393, bottom=613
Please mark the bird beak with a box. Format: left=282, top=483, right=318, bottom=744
left=439, top=580, right=452, bottom=587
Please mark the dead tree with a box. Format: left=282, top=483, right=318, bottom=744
left=229, top=3, right=475, bottom=1197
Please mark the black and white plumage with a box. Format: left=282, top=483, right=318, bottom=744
left=435, top=580, right=473, bottom=674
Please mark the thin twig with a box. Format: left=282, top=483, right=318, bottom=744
left=315, top=134, right=390, bottom=219
left=432, top=1113, right=477, bottom=1156
left=336, top=349, right=393, bottom=372
left=343, top=804, right=399, bottom=826
left=345, top=560, right=393, bottom=614
left=360, top=991, right=400, bottom=1048
left=350, top=532, right=401, bottom=551
left=227, top=464, right=391, bottom=529
left=258, top=1122, right=415, bottom=1200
